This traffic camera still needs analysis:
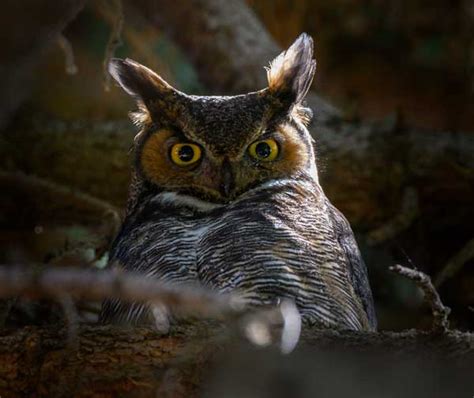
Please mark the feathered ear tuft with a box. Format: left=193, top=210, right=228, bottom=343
left=266, top=33, right=316, bottom=105
left=108, top=58, right=175, bottom=102
left=109, top=58, right=185, bottom=128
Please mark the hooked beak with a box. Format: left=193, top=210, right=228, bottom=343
left=220, top=159, right=235, bottom=198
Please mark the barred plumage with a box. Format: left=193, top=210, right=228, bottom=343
left=100, top=33, right=377, bottom=331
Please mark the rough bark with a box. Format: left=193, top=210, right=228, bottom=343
left=0, top=324, right=472, bottom=397
left=0, top=325, right=202, bottom=397
left=0, top=0, right=86, bottom=129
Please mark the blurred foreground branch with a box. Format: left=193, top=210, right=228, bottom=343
left=0, top=265, right=472, bottom=396
left=0, top=266, right=240, bottom=318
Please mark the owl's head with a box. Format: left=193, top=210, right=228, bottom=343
left=110, top=33, right=317, bottom=203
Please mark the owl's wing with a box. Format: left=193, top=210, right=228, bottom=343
left=326, top=200, right=377, bottom=330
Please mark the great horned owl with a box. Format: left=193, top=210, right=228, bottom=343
left=100, top=34, right=376, bottom=331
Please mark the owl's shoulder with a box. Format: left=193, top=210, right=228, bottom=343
left=325, top=199, right=377, bottom=330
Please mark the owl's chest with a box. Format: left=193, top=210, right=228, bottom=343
left=116, top=185, right=337, bottom=296
left=187, top=209, right=326, bottom=290
left=193, top=206, right=328, bottom=297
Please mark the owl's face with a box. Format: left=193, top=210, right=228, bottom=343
left=110, top=34, right=317, bottom=203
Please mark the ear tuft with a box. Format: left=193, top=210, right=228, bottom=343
left=108, top=58, right=174, bottom=103
left=108, top=58, right=136, bottom=97
left=266, top=33, right=316, bottom=104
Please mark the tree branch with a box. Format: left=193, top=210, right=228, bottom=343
left=0, top=322, right=472, bottom=397
left=0, top=266, right=241, bottom=318
left=390, top=264, right=450, bottom=332
left=0, top=265, right=472, bottom=396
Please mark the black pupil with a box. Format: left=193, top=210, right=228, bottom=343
left=178, top=145, right=195, bottom=162
left=255, top=142, right=271, bottom=158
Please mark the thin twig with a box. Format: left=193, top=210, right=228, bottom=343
left=57, top=33, right=78, bottom=75
left=389, top=264, right=450, bottom=332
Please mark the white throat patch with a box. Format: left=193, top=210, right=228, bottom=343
left=153, top=192, right=223, bottom=212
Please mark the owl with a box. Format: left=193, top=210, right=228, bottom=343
left=100, top=33, right=377, bottom=332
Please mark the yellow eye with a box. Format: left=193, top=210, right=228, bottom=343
left=170, top=143, right=202, bottom=167
left=248, top=139, right=279, bottom=162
